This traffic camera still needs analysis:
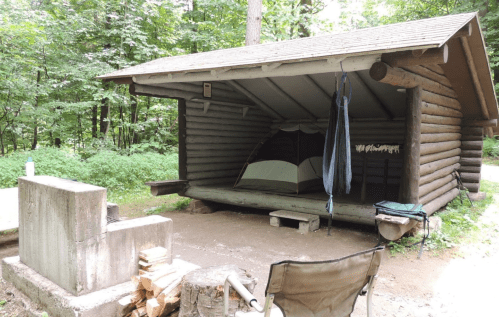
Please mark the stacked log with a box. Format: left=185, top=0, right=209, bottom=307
left=458, top=126, right=483, bottom=193
left=185, top=101, right=272, bottom=186
left=414, top=67, right=462, bottom=215
left=118, top=248, right=200, bottom=317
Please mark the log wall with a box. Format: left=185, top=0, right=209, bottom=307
left=414, top=68, right=462, bottom=215
left=185, top=101, right=272, bottom=186
left=458, top=126, right=483, bottom=193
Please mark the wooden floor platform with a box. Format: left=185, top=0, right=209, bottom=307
left=183, top=185, right=377, bottom=225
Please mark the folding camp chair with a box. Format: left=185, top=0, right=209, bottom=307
left=224, top=247, right=384, bottom=317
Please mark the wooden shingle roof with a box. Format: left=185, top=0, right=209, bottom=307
left=98, top=12, right=476, bottom=80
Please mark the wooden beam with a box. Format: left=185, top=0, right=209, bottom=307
left=262, top=78, right=317, bottom=120
left=381, top=44, right=448, bottom=68
left=349, top=71, right=393, bottom=119
left=103, top=77, right=134, bottom=85
left=403, top=66, right=452, bottom=88
left=145, top=180, right=189, bottom=196
left=421, top=90, right=461, bottom=111
left=133, top=55, right=380, bottom=85
left=451, top=23, right=472, bottom=39
left=226, top=80, right=285, bottom=120
left=178, top=99, right=187, bottom=181
left=370, top=62, right=458, bottom=98
left=302, top=75, right=332, bottom=101
left=461, top=37, right=490, bottom=119
left=400, top=86, right=422, bottom=204
left=159, top=82, right=249, bottom=101
left=462, top=119, right=497, bottom=127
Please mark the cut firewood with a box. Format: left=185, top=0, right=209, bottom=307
left=140, top=256, right=169, bottom=264
left=153, top=272, right=187, bottom=297
left=157, top=278, right=182, bottom=306
left=147, top=298, right=162, bottom=317
left=139, top=247, right=169, bottom=262
left=130, top=289, right=146, bottom=305
left=118, top=295, right=134, bottom=316
left=131, top=275, right=145, bottom=290
left=139, top=269, right=148, bottom=275
left=140, top=262, right=169, bottom=272
left=131, top=307, right=147, bottom=317
left=140, top=267, right=176, bottom=291
left=136, top=300, right=146, bottom=309
left=159, top=296, right=180, bottom=317
left=170, top=310, right=179, bottom=317
left=146, top=290, right=155, bottom=300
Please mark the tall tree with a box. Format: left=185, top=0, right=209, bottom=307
left=246, top=0, right=263, bottom=45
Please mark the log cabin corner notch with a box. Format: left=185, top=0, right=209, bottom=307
left=98, top=12, right=498, bottom=228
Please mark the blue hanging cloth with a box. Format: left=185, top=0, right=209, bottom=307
left=323, top=68, right=352, bottom=236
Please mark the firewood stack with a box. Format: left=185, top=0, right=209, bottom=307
left=118, top=247, right=200, bottom=317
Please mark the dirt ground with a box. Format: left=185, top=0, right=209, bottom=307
left=1, top=196, right=498, bottom=317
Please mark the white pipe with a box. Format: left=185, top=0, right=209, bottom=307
left=225, top=275, right=264, bottom=316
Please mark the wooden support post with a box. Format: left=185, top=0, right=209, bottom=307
left=178, top=99, right=187, bottom=181
left=361, top=156, right=367, bottom=204
left=400, top=86, right=422, bottom=204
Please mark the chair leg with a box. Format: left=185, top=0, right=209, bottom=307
left=366, top=275, right=378, bottom=317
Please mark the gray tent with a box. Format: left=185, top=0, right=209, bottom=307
left=235, top=125, right=325, bottom=194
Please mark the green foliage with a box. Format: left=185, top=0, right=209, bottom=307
left=483, top=137, right=499, bottom=158
left=42, top=312, right=49, bottom=317
left=0, top=300, right=6, bottom=307
left=388, top=181, right=498, bottom=255
left=174, top=197, right=192, bottom=210
left=0, top=148, right=178, bottom=193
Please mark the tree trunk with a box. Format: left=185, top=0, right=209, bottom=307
left=298, top=0, right=312, bottom=38
left=31, top=70, right=41, bottom=150
left=245, top=0, right=262, bottom=46
left=0, top=131, right=4, bottom=156
left=130, top=95, right=139, bottom=144
left=100, top=82, right=110, bottom=138
left=118, top=105, right=123, bottom=148
left=92, top=105, right=98, bottom=138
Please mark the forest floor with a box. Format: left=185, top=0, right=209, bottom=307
left=1, top=170, right=499, bottom=316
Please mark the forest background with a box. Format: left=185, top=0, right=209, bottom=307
left=1, top=0, right=499, bottom=199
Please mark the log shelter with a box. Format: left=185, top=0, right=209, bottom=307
left=98, top=12, right=498, bottom=227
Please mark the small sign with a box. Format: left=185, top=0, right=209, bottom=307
left=203, top=82, right=212, bottom=98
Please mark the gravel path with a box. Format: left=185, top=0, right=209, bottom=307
left=480, top=164, right=499, bottom=182
left=0, top=187, right=18, bottom=232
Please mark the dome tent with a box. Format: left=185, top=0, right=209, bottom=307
left=235, top=125, right=325, bottom=194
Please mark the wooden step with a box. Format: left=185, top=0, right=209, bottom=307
left=269, top=210, right=320, bottom=234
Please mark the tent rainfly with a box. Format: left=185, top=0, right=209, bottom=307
left=99, top=12, right=498, bottom=235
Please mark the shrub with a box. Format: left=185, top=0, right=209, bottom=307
left=483, top=137, right=499, bottom=157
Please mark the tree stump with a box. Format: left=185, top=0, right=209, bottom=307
left=179, top=265, right=256, bottom=317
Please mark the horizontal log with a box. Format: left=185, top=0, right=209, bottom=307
left=460, top=172, right=480, bottom=183
left=419, top=163, right=460, bottom=185
left=403, top=66, right=452, bottom=88
left=186, top=108, right=271, bottom=122
left=461, top=182, right=480, bottom=192
left=144, top=180, right=189, bottom=196
left=420, top=123, right=460, bottom=133
left=420, top=148, right=461, bottom=165
left=418, top=174, right=453, bottom=197
left=461, top=127, right=484, bottom=136
left=186, top=115, right=271, bottom=128
left=349, top=129, right=405, bottom=135
left=186, top=122, right=270, bottom=134
left=186, top=136, right=261, bottom=144
left=186, top=129, right=268, bottom=139
left=381, top=45, right=448, bottom=68
left=187, top=169, right=241, bottom=180
left=188, top=177, right=237, bottom=187
left=419, top=179, right=458, bottom=205
left=350, top=121, right=405, bottom=129
left=459, top=157, right=482, bottom=167
left=187, top=150, right=252, bottom=158
left=460, top=134, right=483, bottom=141
left=423, top=188, right=460, bottom=215
left=420, top=141, right=461, bottom=156
left=186, top=143, right=257, bottom=151
left=186, top=101, right=267, bottom=117
left=420, top=133, right=461, bottom=143
left=462, top=119, right=497, bottom=127
left=163, top=83, right=247, bottom=101
left=184, top=186, right=376, bottom=225
left=350, top=135, right=404, bottom=142
left=423, top=64, right=445, bottom=75
left=369, top=62, right=458, bottom=98
left=421, top=114, right=461, bottom=126
left=187, top=163, right=244, bottom=173
left=458, top=165, right=481, bottom=173
left=420, top=156, right=460, bottom=176
left=421, top=90, right=461, bottom=110
left=187, top=156, right=249, bottom=164
left=461, top=141, right=483, bottom=151
left=421, top=102, right=462, bottom=118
